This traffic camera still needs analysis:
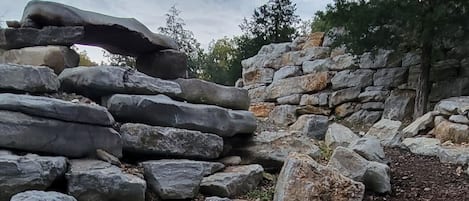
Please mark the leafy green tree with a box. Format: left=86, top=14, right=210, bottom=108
left=318, top=0, right=469, bottom=117
left=102, top=51, right=136, bottom=67
left=198, top=38, right=238, bottom=85
left=77, top=50, right=98, bottom=66
left=158, top=5, right=202, bottom=77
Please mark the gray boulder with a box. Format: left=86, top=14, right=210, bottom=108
left=11, top=191, right=77, bottom=201
left=366, top=119, right=402, bottom=146
left=402, top=111, right=438, bottom=137
left=434, top=96, right=469, bottom=115
left=438, top=147, right=469, bottom=165
left=0, top=26, right=84, bottom=50
left=0, top=64, right=59, bottom=93
left=325, top=123, right=360, bottom=149
left=331, top=69, right=373, bottom=90
left=1, top=45, right=79, bottom=74
left=200, top=165, right=264, bottom=198
left=449, top=114, right=469, bottom=124
left=247, top=85, right=266, bottom=103
left=373, top=67, right=408, bottom=88
left=358, top=90, right=389, bottom=102
left=277, top=94, right=301, bottom=105
left=19, top=1, right=177, bottom=55
left=327, top=147, right=369, bottom=181
left=359, top=50, right=401, bottom=69
left=328, top=54, right=358, bottom=71
left=349, top=137, right=386, bottom=164
left=290, top=114, right=329, bottom=140
left=269, top=105, right=298, bottom=126
left=382, top=90, right=415, bottom=121
left=0, top=93, right=114, bottom=126
left=273, top=66, right=302, bottom=81
left=402, top=137, right=441, bottom=156
left=120, top=123, right=223, bottom=159
left=345, top=110, right=383, bottom=125
left=362, top=102, right=385, bottom=110
left=241, top=43, right=291, bottom=70
left=302, top=59, right=330, bottom=74
left=402, top=52, right=421, bottom=67
left=58, top=66, right=181, bottom=99
left=67, top=160, right=146, bottom=201
left=300, top=93, right=329, bottom=106
left=141, top=160, right=224, bottom=200
left=106, top=94, right=256, bottom=137
left=0, top=153, right=67, bottom=201
left=364, top=161, right=391, bottom=193
left=0, top=110, right=122, bottom=158
left=136, top=49, right=187, bottom=79
left=175, top=78, right=250, bottom=110
left=205, top=197, right=232, bottom=201
left=329, top=87, right=361, bottom=107
left=274, top=153, right=365, bottom=201
left=265, top=72, right=330, bottom=100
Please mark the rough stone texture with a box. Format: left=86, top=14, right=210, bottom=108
left=19, top=1, right=177, bottom=56
left=273, top=153, right=365, bottom=201
left=325, top=123, right=359, bottom=149
left=205, top=197, right=232, bottom=201
left=382, top=90, right=415, bottom=121
left=373, top=67, right=408, bottom=88
left=300, top=93, right=329, bottom=107
left=438, top=147, right=469, bottom=165
left=335, top=102, right=361, bottom=118
left=265, top=72, right=329, bottom=100
left=329, top=87, right=361, bottom=107
left=0, top=153, right=67, bottom=201
left=327, top=146, right=369, bottom=181
left=247, top=85, right=266, bottom=103
left=449, top=115, right=469, bottom=124
left=434, top=120, right=469, bottom=144
left=364, top=161, right=391, bottom=193
left=0, top=110, right=122, bottom=158
left=142, top=160, right=224, bottom=199
left=120, top=123, right=223, bottom=159
left=1, top=45, right=79, bottom=74
left=302, top=59, right=330, bottom=74
left=106, top=94, right=256, bottom=137
left=402, top=52, right=421, bottom=67
left=136, top=49, right=187, bottom=79
left=346, top=110, right=383, bottom=126
left=430, top=59, right=460, bottom=82
left=331, top=69, right=373, bottom=90
left=231, top=131, right=321, bottom=171
left=434, top=96, right=469, bottom=115
left=276, top=94, right=301, bottom=105
left=402, top=137, right=441, bottom=156
left=59, top=66, right=181, bottom=99
left=11, top=191, right=77, bottom=201
left=0, top=93, right=114, bottom=126
left=296, top=105, right=331, bottom=116
left=242, top=68, right=274, bottom=86
left=402, top=111, right=438, bottom=138
left=218, top=156, right=242, bottom=166
left=0, top=26, right=85, bottom=50
left=366, top=119, right=402, bottom=146
left=67, top=160, right=146, bottom=201
left=269, top=105, right=298, bottom=126
left=280, top=47, right=330, bottom=66
left=328, top=54, right=358, bottom=71
left=429, top=78, right=469, bottom=102
left=359, top=50, right=401, bottom=69
left=241, top=43, right=291, bottom=70
left=249, top=102, right=275, bottom=117
left=200, top=165, right=264, bottom=198
left=175, top=78, right=250, bottom=110
left=362, top=102, right=384, bottom=111
left=349, top=137, right=386, bottom=164
left=358, top=90, right=389, bottom=102
left=0, top=64, right=59, bottom=93
left=290, top=114, right=329, bottom=140
left=273, top=66, right=301, bottom=81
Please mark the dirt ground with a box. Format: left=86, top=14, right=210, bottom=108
left=365, top=148, right=469, bottom=201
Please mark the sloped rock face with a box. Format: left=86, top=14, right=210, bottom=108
left=0, top=64, right=59, bottom=93
left=0, top=153, right=67, bottom=201
left=67, top=160, right=146, bottom=201
left=18, top=1, right=177, bottom=56
left=274, top=153, right=365, bottom=201
left=120, top=123, right=223, bottom=159
left=0, top=110, right=122, bottom=158
left=106, top=94, right=256, bottom=137
left=58, top=66, right=181, bottom=99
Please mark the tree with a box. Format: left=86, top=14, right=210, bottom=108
left=198, top=38, right=238, bottom=85
left=317, top=0, right=469, bottom=118
left=77, top=50, right=98, bottom=66
left=158, top=5, right=202, bottom=77
left=102, top=51, right=136, bottom=67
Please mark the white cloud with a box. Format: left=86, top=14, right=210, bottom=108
left=0, top=0, right=333, bottom=63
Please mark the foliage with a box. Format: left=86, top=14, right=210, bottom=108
left=197, top=38, right=238, bottom=85
left=77, top=50, right=98, bottom=66
left=158, top=5, right=202, bottom=77
left=102, top=51, right=136, bottom=67
left=318, top=141, right=333, bottom=161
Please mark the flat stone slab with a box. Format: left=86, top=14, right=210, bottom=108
left=0, top=64, right=59, bottom=93
left=120, top=123, right=223, bottom=159
left=58, top=66, right=181, bottom=99
left=0, top=153, right=67, bottom=201
left=141, top=160, right=224, bottom=199
left=11, top=191, right=77, bottom=201
left=15, top=1, right=177, bottom=56
left=175, top=78, right=250, bottom=110
left=67, top=160, right=146, bottom=201
left=0, top=26, right=84, bottom=50
left=0, top=93, right=114, bottom=126
left=0, top=110, right=122, bottom=158
left=200, top=165, right=264, bottom=198
left=106, top=94, right=256, bottom=137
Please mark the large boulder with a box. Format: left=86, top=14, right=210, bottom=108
left=366, top=119, right=402, bottom=146
left=290, top=114, right=329, bottom=140
left=141, top=160, right=224, bottom=200
left=273, top=65, right=302, bottom=81
left=434, top=96, right=469, bottom=115
left=402, top=111, right=438, bottom=138
left=438, top=147, right=469, bottom=165
left=11, top=191, right=77, bottom=201
left=105, top=94, right=256, bottom=137
left=434, top=120, right=469, bottom=144
left=0, top=153, right=67, bottom=201
left=0, top=64, right=59, bottom=93
left=373, top=67, right=408, bottom=88
left=359, top=49, right=401, bottom=69
left=269, top=105, right=298, bottom=126
left=17, top=1, right=177, bottom=56
left=67, top=160, right=146, bottom=201
left=175, top=78, right=250, bottom=110
left=58, top=66, right=181, bottom=99
left=325, top=123, right=360, bottom=149
left=402, top=137, right=441, bottom=156
left=274, top=153, right=365, bottom=201
left=265, top=72, right=329, bottom=100
left=327, top=147, right=369, bottom=181
left=200, top=165, right=264, bottom=198
left=328, top=54, right=358, bottom=71
left=120, top=123, right=223, bottom=159
left=0, top=110, right=122, bottom=158
left=348, top=137, right=386, bottom=164
left=136, top=49, right=187, bottom=79
left=345, top=110, right=383, bottom=126
left=382, top=90, right=415, bottom=121
left=1, top=45, right=79, bottom=74
left=329, top=87, right=361, bottom=107
left=0, top=93, right=114, bottom=126
left=331, top=69, right=373, bottom=90
left=241, top=43, right=291, bottom=70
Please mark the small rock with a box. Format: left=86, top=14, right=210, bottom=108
left=349, top=137, right=387, bottom=164
left=345, top=110, right=383, bottom=126
left=327, top=147, right=369, bottom=181
left=366, top=119, right=402, bottom=146
left=218, top=156, right=242, bottom=166
left=290, top=114, right=329, bottom=140
left=11, top=191, right=77, bottom=201
left=277, top=94, right=301, bottom=105
left=402, top=111, right=438, bottom=138
left=325, top=123, right=360, bottom=149
left=96, top=149, right=121, bottom=167
left=364, top=161, right=391, bottom=193
left=449, top=115, right=469, bottom=125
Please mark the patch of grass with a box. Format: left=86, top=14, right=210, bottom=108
left=318, top=141, right=333, bottom=161
left=244, top=173, right=277, bottom=201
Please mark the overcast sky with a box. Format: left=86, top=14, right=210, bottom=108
left=0, top=0, right=332, bottom=62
